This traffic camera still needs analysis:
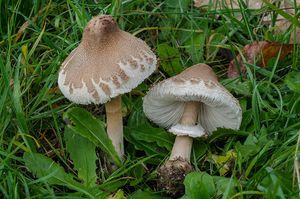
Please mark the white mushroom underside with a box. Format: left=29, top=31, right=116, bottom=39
left=143, top=79, right=242, bottom=136
left=58, top=50, right=157, bottom=104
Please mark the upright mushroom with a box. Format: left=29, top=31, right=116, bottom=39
left=58, top=15, right=157, bottom=159
left=143, top=63, right=242, bottom=196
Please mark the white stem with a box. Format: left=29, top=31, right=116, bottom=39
left=170, top=136, right=193, bottom=161
left=105, top=96, right=124, bottom=158
left=169, top=101, right=200, bottom=162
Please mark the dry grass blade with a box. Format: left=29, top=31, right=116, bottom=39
left=15, top=2, right=52, bottom=42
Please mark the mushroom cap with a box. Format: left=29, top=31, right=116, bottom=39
left=143, top=63, right=242, bottom=137
left=58, top=15, right=157, bottom=104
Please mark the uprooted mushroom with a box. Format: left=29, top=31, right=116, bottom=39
left=143, top=63, right=242, bottom=196
left=58, top=15, right=157, bottom=160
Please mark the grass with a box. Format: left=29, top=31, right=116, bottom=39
left=1, top=0, right=300, bottom=198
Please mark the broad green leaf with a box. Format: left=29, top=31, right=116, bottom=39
left=23, top=152, right=76, bottom=186
left=182, top=172, right=216, bottom=199
left=184, top=33, right=205, bottom=63
left=209, top=128, right=248, bottom=143
left=285, top=71, right=300, bottom=93
left=157, top=43, right=183, bottom=76
left=257, top=167, right=287, bottom=199
left=234, top=134, right=263, bottom=164
left=182, top=171, right=238, bottom=199
left=213, top=176, right=237, bottom=197
left=124, top=127, right=169, bottom=163
left=129, top=164, right=145, bottom=186
left=127, top=98, right=150, bottom=127
left=63, top=107, right=122, bottom=167
left=127, top=108, right=149, bottom=127
left=64, top=127, right=97, bottom=187
left=23, top=152, right=99, bottom=198
left=257, top=126, right=270, bottom=145
left=24, top=152, right=105, bottom=198
left=129, top=190, right=167, bottom=199
left=125, top=125, right=174, bottom=151
left=244, top=140, right=274, bottom=178
left=222, top=79, right=252, bottom=96
left=124, top=124, right=174, bottom=164
left=235, top=141, right=260, bottom=163
left=164, top=0, right=191, bottom=24
left=244, top=133, right=259, bottom=145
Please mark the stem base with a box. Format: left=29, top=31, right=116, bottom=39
left=157, top=157, right=193, bottom=197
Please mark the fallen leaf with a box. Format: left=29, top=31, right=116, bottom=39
left=211, top=150, right=237, bottom=176
left=228, top=41, right=293, bottom=78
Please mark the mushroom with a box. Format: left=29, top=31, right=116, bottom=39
left=143, top=63, right=242, bottom=196
left=58, top=15, right=157, bottom=159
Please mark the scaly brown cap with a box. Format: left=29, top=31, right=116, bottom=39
left=58, top=15, right=157, bottom=104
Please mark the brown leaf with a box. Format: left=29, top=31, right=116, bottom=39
left=228, top=41, right=293, bottom=78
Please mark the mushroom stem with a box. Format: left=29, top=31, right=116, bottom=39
left=157, top=101, right=200, bottom=197
left=169, top=136, right=193, bottom=161
left=105, top=96, right=124, bottom=158
left=169, top=101, right=199, bottom=161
